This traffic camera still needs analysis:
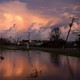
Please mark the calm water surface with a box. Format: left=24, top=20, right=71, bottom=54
left=0, top=50, right=80, bottom=80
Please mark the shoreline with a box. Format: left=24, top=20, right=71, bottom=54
left=0, top=46, right=80, bottom=58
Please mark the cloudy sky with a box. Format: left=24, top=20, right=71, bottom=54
left=0, top=0, right=80, bottom=40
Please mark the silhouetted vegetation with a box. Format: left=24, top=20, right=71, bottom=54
left=41, top=27, right=66, bottom=48
left=50, top=27, right=61, bottom=41
left=0, top=37, right=11, bottom=45
left=75, top=35, right=80, bottom=48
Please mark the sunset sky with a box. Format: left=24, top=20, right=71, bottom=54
left=0, top=0, right=80, bottom=40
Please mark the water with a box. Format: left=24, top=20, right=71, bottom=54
left=0, top=50, right=80, bottom=80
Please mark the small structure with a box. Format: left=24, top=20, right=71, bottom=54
left=19, top=40, right=30, bottom=49
left=30, top=40, right=43, bottom=46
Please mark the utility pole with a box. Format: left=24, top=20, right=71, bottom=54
left=28, top=32, right=30, bottom=42
left=27, top=32, right=31, bottom=49
left=63, top=17, right=78, bottom=48
left=66, top=18, right=77, bottom=43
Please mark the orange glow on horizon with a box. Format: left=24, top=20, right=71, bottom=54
left=0, top=12, right=50, bottom=32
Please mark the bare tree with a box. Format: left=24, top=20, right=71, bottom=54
left=50, top=27, right=61, bottom=41
left=49, top=27, right=66, bottom=48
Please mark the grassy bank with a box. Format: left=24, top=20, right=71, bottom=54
left=30, top=47, right=80, bottom=58
left=0, top=46, right=80, bottom=58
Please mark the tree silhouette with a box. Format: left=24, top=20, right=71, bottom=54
left=76, top=34, right=80, bottom=47
left=48, top=27, right=66, bottom=48
left=50, top=27, right=61, bottom=41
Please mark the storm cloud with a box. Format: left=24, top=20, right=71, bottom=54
left=0, top=0, right=80, bottom=40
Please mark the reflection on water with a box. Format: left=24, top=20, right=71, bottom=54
left=0, top=50, right=80, bottom=80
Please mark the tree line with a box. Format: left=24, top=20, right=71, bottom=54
left=0, top=27, right=80, bottom=48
